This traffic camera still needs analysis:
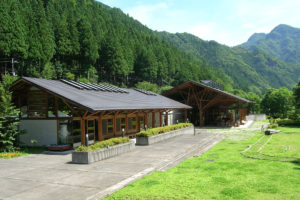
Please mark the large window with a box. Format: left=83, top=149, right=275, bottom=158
left=116, top=118, right=126, bottom=133
left=27, top=88, right=47, bottom=118
left=128, top=117, right=136, bottom=131
left=102, top=119, right=113, bottom=135
left=58, top=120, right=81, bottom=144
left=139, top=116, right=144, bottom=131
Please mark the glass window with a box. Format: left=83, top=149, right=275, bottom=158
left=128, top=117, right=136, bottom=130
left=58, top=120, right=72, bottom=144
left=102, top=120, right=107, bottom=135
left=27, top=91, right=47, bottom=118
left=87, top=120, right=95, bottom=141
left=139, top=116, right=144, bottom=131
left=147, top=113, right=152, bottom=128
left=108, top=119, right=113, bottom=133
left=71, top=120, right=81, bottom=144
left=57, top=99, right=72, bottom=117
left=48, top=96, right=56, bottom=118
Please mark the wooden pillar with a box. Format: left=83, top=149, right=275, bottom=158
left=199, top=102, right=204, bottom=127
left=98, top=114, right=103, bottom=141
left=160, top=112, right=163, bottom=127
left=166, top=112, right=169, bottom=126
left=152, top=112, right=155, bottom=128
left=184, top=110, right=187, bottom=122
left=80, top=118, right=85, bottom=145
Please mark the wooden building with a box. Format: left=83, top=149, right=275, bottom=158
left=163, top=80, right=252, bottom=127
left=11, top=77, right=191, bottom=146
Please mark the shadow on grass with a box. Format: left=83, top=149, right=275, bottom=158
left=291, top=159, right=300, bottom=166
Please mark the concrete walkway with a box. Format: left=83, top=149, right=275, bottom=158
left=0, top=132, right=225, bottom=200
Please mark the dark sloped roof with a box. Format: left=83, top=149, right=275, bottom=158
left=13, top=77, right=191, bottom=111
left=164, top=80, right=253, bottom=104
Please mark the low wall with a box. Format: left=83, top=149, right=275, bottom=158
left=136, top=126, right=194, bottom=146
left=20, top=120, right=57, bottom=146
left=72, top=140, right=135, bottom=164
left=246, top=114, right=266, bottom=121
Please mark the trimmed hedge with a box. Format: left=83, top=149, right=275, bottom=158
left=277, top=119, right=300, bottom=126
left=137, top=123, right=193, bottom=137
left=75, top=137, right=130, bottom=152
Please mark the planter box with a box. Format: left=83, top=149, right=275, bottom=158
left=136, top=126, right=194, bottom=146
left=72, top=140, right=135, bottom=164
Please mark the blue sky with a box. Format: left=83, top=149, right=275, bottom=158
left=99, top=0, right=300, bottom=46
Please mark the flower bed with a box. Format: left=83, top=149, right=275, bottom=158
left=72, top=137, right=134, bottom=164
left=136, top=123, right=194, bottom=146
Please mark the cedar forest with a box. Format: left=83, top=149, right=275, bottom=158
left=0, top=0, right=300, bottom=119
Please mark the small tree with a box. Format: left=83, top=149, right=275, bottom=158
left=0, top=75, right=23, bottom=152
left=261, top=87, right=293, bottom=118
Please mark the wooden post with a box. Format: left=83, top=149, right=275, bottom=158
left=80, top=118, right=85, bottom=145
left=98, top=114, right=103, bottom=141
left=160, top=112, right=163, bottom=127
left=166, top=112, right=169, bottom=126
left=199, top=102, right=204, bottom=127
left=152, top=112, right=155, bottom=128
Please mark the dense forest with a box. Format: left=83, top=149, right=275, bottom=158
left=241, top=24, right=300, bottom=63
left=0, top=0, right=299, bottom=96
left=0, top=0, right=233, bottom=89
left=160, top=31, right=300, bottom=95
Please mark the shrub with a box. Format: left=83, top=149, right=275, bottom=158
left=277, top=119, right=300, bottom=126
left=75, top=137, right=130, bottom=152
left=137, top=123, right=193, bottom=137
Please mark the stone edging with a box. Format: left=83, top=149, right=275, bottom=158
left=72, top=140, right=135, bottom=164
left=136, top=126, right=194, bottom=146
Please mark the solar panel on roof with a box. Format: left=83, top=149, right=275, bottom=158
left=60, top=79, right=128, bottom=93
left=61, top=79, right=84, bottom=90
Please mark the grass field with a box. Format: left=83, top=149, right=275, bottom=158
left=106, top=124, right=300, bottom=200
left=0, top=147, right=46, bottom=159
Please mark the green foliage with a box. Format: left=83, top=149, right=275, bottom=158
left=293, top=80, right=300, bottom=109
left=106, top=125, right=300, bottom=200
left=0, top=75, right=23, bottom=152
left=135, top=81, right=160, bottom=93
left=66, top=72, right=75, bottom=80
left=261, top=87, right=293, bottom=118
left=135, top=81, right=172, bottom=94
left=137, top=123, right=193, bottom=137
left=75, top=137, right=130, bottom=152
left=41, top=62, right=56, bottom=79
left=277, top=119, right=300, bottom=126
left=241, top=24, right=300, bottom=63
left=160, top=32, right=300, bottom=92
left=87, top=66, right=98, bottom=83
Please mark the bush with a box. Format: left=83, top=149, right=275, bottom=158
left=137, top=123, right=193, bottom=137
left=277, top=119, right=300, bottom=126
left=75, top=137, right=130, bottom=152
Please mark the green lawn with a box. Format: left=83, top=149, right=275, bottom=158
left=106, top=125, right=300, bottom=200
left=0, top=147, right=46, bottom=159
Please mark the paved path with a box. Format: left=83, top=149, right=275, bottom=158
left=0, top=132, right=225, bottom=200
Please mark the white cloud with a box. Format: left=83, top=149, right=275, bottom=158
left=124, top=3, right=168, bottom=26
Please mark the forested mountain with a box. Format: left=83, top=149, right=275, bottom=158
left=0, top=0, right=299, bottom=95
left=0, top=0, right=233, bottom=89
left=241, top=24, right=300, bottom=63
left=159, top=32, right=300, bottom=94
